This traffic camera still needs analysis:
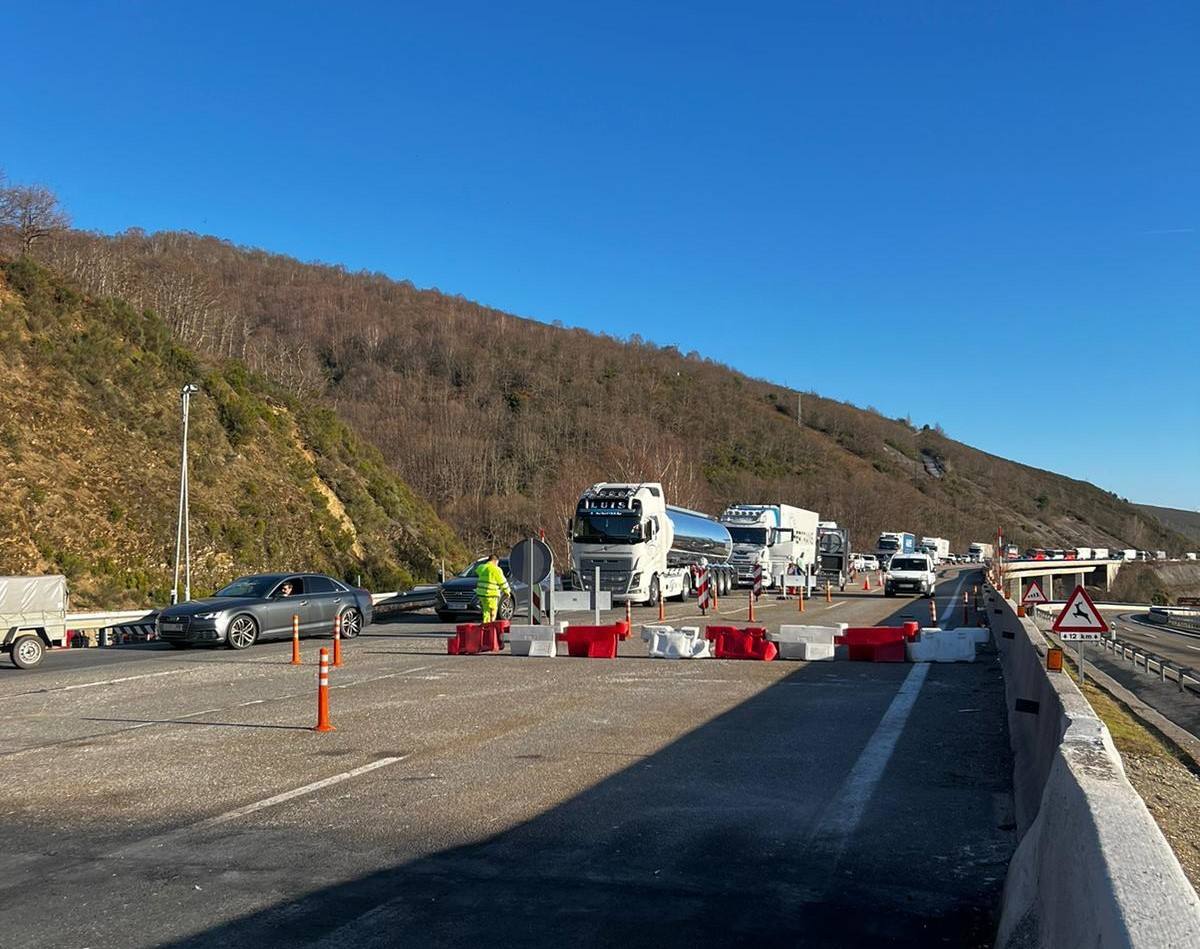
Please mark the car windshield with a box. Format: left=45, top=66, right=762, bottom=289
left=728, top=527, right=769, bottom=546
left=572, top=513, right=641, bottom=545
left=891, top=558, right=927, bottom=571
left=214, top=576, right=278, bottom=598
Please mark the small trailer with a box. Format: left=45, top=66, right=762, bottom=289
left=1, top=575, right=68, bottom=669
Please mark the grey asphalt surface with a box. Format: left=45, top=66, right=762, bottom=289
left=0, top=567, right=1013, bottom=948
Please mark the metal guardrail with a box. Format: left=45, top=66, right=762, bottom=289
left=1147, top=607, right=1200, bottom=634
left=371, top=586, right=439, bottom=610
left=1093, top=632, right=1200, bottom=695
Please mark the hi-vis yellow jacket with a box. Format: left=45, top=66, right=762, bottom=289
left=475, top=561, right=511, bottom=599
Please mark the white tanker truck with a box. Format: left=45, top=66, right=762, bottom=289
left=569, top=483, right=734, bottom=606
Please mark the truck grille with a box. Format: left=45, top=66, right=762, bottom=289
left=578, top=559, right=633, bottom=593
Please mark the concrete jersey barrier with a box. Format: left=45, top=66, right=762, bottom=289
left=989, top=586, right=1200, bottom=948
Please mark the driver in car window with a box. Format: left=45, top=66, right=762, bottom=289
left=279, top=581, right=294, bottom=597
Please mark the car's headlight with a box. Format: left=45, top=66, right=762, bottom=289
left=195, top=611, right=218, bottom=620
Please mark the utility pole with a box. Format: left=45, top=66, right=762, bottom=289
left=171, top=383, right=200, bottom=604
left=797, top=392, right=802, bottom=426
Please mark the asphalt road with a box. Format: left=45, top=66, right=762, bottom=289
left=0, top=567, right=1013, bottom=948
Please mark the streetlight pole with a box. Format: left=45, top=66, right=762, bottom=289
left=171, top=383, right=200, bottom=604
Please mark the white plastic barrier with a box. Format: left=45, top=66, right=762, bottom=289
left=905, top=627, right=977, bottom=663
left=506, top=623, right=564, bottom=658
left=641, top=624, right=710, bottom=659
left=768, top=623, right=845, bottom=660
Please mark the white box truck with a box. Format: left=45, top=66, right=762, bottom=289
left=720, top=504, right=819, bottom=590
left=875, top=531, right=916, bottom=568
left=919, top=537, right=950, bottom=565
left=570, top=483, right=734, bottom=606
left=967, top=542, right=994, bottom=563
left=1, top=575, right=68, bottom=669
left=1092, top=547, right=1110, bottom=560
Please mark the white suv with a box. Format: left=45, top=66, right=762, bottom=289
left=884, top=553, right=936, bottom=597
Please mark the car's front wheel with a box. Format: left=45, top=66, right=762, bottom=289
left=339, top=608, right=363, bottom=638
left=226, top=614, right=259, bottom=650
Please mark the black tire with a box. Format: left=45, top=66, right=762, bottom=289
left=226, top=614, right=259, bottom=650
left=339, top=607, right=363, bottom=638
left=10, top=634, right=44, bottom=669
left=499, top=596, right=514, bottom=621
left=646, top=574, right=661, bottom=608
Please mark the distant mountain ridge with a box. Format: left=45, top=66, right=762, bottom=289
left=1136, top=504, right=1200, bottom=547
left=30, top=228, right=1188, bottom=564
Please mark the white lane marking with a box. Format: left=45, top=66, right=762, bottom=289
left=1188, top=645, right=1200, bottom=652
left=112, top=756, right=407, bottom=856
left=938, top=572, right=969, bottom=626
left=811, top=662, right=930, bottom=861
left=825, top=601, right=846, bottom=611
left=2, top=669, right=187, bottom=699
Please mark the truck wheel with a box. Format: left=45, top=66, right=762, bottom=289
left=11, top=634, right=45, bottom=669
left=646, top=575, right=661, bottom=607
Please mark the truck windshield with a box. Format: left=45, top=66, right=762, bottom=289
left=891, top=558, right=927, bottom=571
left=877, top=539, right=900, bottom=551
left=728, top=527, right=769, bottom=546
left=573, top=513, right=641, bottom=545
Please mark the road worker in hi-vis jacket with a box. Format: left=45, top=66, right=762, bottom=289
left=475, top=554, right=511, bottom=624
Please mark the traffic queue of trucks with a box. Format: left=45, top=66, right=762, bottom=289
left=569, top=484, right=839, bottom=605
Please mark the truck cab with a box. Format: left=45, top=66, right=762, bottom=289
left=570, top=483, right=732, bottom=605
left=720, top=504, right=819, bottom=591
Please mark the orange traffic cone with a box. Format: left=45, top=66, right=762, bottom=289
left=862, top=576, right=871, bottom=591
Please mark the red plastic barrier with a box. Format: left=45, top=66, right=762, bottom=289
left=836, top=626, right=907, bottom=662
left=448, top=621, right=508, bottom=655
left=555, top=621, right=630, bottom=658
left=704, top=625, right=777, bottom=661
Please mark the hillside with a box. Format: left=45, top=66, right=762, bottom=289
left=36, top=229, right=1187, bottom=563
left=0, top=259, right=463, bottom=608
left=1137, top=504, right=1200, bottom=547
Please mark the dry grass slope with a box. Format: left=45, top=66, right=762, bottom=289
left=0, top=259, right=463, bottom=608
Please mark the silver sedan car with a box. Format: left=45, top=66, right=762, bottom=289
left=155, top=573, right=373, bottom=650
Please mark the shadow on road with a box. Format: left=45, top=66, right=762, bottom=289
left=151, top=588, right=1011, bottom=949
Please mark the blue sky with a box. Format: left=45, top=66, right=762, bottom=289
left=4, top=2, right=1198, bottom=509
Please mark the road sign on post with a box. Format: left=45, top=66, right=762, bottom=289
left=1021, top=579, right=1048, bottom=607
left=1052, top=586, right=1108, bottom=641
left=1052, top=585, right=1108, bottom=687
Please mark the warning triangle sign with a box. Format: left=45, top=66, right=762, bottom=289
left=1021, top=580, right=1047, bottom=605
left=1051, top=585, right=1108, bottom=637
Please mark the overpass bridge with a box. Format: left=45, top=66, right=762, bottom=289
left=997, top=557, right=1125, bottom=601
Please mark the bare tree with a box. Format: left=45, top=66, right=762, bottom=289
left=0, top=177, right=71, bottom=253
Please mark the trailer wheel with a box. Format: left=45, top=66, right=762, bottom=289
left=11, top=634, right=45, bottom=669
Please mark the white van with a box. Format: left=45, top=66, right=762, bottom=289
left=884, top=553, right=936, bottom=598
